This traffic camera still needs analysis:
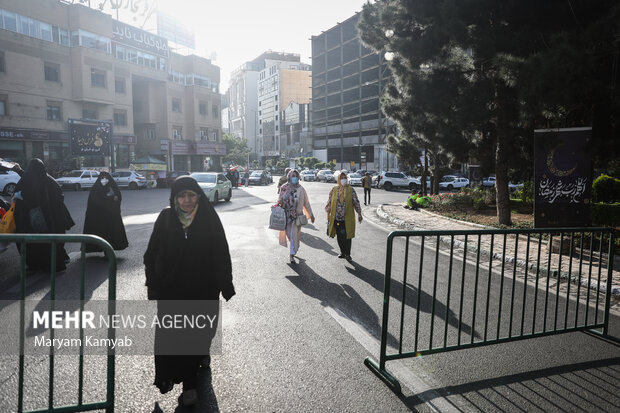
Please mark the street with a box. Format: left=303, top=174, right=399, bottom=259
left=1, top=180, right=619, bottom=412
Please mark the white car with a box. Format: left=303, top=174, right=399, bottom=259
left=190, top=172, right=232, bottom=204
left=111, top=171, right=148, bottom=190
left=439, top=176, right=470, bottom=190
left=482, top=176, right=496, bottom=187
left=0, top=170, right=20, bottom=196
left=348, top=173, right=363, bottom=186
left=300, top=170, right=316, bottom=182
left=377, top=171, right=417, bottom=191
left=55, top=170, right=100, bottom=191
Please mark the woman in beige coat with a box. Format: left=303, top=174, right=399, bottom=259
left=277, top=169, right=315, bottom=263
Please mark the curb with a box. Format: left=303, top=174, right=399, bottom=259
left=376, top=204, right=620, bottom=297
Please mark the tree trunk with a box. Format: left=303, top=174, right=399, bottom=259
left=495, top=107, right=512, bottom=226
left=422, top=149, right=429, bottom=196
left=432, top=151, right=440, bottom=195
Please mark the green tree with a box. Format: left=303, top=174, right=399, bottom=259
left=222, top=133, right=250, bottom=166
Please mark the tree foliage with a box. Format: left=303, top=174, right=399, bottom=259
left=222, top=133, right=250, bottom=166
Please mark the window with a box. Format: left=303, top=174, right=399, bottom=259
left=199, top=102, right=207, bottom=116
left=0, top=52, right=5, bottom=73
left=275, top=125, right=278, bottom=131
left=82, top=108, right=97, bottom=119
left=275, top=105, right=278, bottom=111
left=113, top=110, right=127, bottom=126
left=146, top=128, right=156, bottom=140
left=200, top=128, right=208, bottom=140
left=212, top=104, right=218, bottom=118
left=275, top=95, right=278, bottom=101
left=211, top=130, right=218, bottom=142
left=259, top=101, right=261, bottom=106
left=44, top=62, right=59, bottom=82
left=172, top=98, right=181, bottom=113
left=91, top=68, right=106, bottom=88
left=173, top=126, right=182, bottom=140
left=46, top=101, right=62, bottom=120
left=115, top=77, right=126, bottom=94
left=0, top=95, right=7, bottom=116
left=275, top=115, right=278, bottom=121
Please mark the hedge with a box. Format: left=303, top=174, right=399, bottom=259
left=592, top=174, right=620, bottom=203
left=590, top=202, right=620, bottom=227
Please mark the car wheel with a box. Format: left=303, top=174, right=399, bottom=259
left=129, top=182, right=138, bottom=190
left=74, top=183, right=81, bottom=191
left=212, top=191, right=218, bottom=205
left=384, top=181, right=393, bottom=191
left=3, top=183, right=16, bottom=197
left=447, top=184, right=454, bottom=190
left=409, top=183, right=416, bottom=190
left=225, top=189, right=231, bottom=202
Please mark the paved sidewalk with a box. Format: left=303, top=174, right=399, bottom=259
left=375, top=203, right=620, bottom=308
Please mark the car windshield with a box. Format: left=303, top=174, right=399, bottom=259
left=324, top=171, right=333, bottom=175
left=66, top=171, right=84, bottom=177
left=191, top=173, right=216, bottom=183
left=350, top=173, right=361, bottom=178
left=251, top=171, right=262, bottom=176
left=442, top=177, right=456, bottom=182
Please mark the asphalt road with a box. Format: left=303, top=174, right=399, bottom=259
left=0, top=180, right=618, bottom=412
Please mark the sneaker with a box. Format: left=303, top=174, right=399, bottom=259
left=289, top=255, right=295, bottom=264
left=338, top=254, right=345, bottom=258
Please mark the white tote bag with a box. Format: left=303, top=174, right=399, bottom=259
left=269, top=205, right=287, bottom=230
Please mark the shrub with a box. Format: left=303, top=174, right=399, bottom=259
left=514, top=180, right=534, bottom=205
left=590, top=202, right=620, bottom=227
left=591, top=174, right=620, bottom=203
left=473, top=198, right=485, bottom=210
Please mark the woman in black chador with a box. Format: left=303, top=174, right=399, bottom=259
left=14, top=158, right=75, bottom=272
left=144, top=176, right=235, bottom=406
left=83, top=172, right=128, bottom=252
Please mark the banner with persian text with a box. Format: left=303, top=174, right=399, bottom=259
left=70, top=121, right=111, bottom=156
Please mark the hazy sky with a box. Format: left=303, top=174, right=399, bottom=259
left=106, top=0, right=370, bottom=91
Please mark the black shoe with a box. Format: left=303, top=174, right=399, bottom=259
left=345, top=255, right=353, bottom=262
left=364, top=202, right=367, bottom=205
left=338, top=254, right=345, bottom=258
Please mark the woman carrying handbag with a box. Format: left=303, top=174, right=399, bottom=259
left=277, top=169, right=315, bottom=264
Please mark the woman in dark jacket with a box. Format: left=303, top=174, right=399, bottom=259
left=14, top=158, right=75, bottom=272
left=143, top=176, right=235, bottom=406
left=83, top=172, right=128, bottom=252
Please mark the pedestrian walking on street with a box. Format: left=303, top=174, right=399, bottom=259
left=362, top=172, right=372, bottom=205
left=244, top=170, right=250, bottom=187
left=143, top=176, right=235, bottom=407
left=325, top=171, right=363, bottom=262
left=13, top=158, right=75, bottom=272
left=83, top=172, right=128, bottom=253
left=233, top=169, right=240, bottom=188
left=277, top=167, right=291, bottom=193
left=277, top=169, right=315, bottom=264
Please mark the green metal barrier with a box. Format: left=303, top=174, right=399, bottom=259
left=0, top=234, right=117, bottom=413
left=364, top=228, right=617, bottom=393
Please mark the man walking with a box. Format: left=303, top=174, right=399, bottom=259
left=362, top=172, right=372, bottom=205
left=277, top=167, right=291, bottom=193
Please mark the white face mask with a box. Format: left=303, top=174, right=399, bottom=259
left=340, top=179, right=348, bottom=186
left=100, top=179, right=109, bottom=186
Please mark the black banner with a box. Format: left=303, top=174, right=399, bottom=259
left=70, top=122, right=111, bottom=156
left=534, top=127, right=592, bottom=228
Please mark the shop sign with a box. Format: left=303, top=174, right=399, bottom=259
left=112, top=21, right=169, bottom=58
left=70, top=121, right=112, bottom=156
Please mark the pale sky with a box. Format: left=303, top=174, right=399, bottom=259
left=104, top=0, right=370, bottom=91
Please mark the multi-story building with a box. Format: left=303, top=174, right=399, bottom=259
left=227, top=52, right=310, bottom=162
left=0, top=0, right=224, bottom=173
left=258, top=60, right=311, bottom=161
left=311, top=13, right=398, bottom=171
left=282, top=102, right=311, bottom=158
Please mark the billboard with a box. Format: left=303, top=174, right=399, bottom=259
left=112, top=21, right=169, bottom=58
left=534, top=127, right=592, bottom=228
left=70, top=121, right=112, bottom=156
left=157, top=12, right=195, bottom=50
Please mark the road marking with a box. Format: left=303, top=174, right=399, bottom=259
left=122, top=212, right=160, bottom=226
left=324, top=306, right=463, bottom=413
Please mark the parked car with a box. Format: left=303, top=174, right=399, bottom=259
left=509, top=182, right=524, bottom=192
left=249, top=170, right=271, bottom=185
left=410, top=175, right=431, bottom=190
left=482, top=176, right=496, bottom=187
left=190, top=172, right=232, bottom=204
left=371, top=172, right=380, bottom=188
left=0, top=170, right=20, bottom=196
left=165, top=171, right=190, bottom=187
left=265, top=171, right=273, bottom=183
left=55, top=170, right=100, bottom=191
left=439, top=176, right=470, bottom=190
left=377, top=171, right=417, bottom=191
left=111, top=171, right=148, bottom=189
left=300, top=170, right=316, bottom=182
left=316, top=170, right=335, bottom=183
left=348, top=173, right=363, bottom=186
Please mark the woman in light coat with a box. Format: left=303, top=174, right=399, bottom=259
left=278, top=169, right=315, bottom=263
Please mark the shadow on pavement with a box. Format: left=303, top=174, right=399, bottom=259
left=152, top=365, right=220, bottom=413
left=299, top=229, right=338, bottom=257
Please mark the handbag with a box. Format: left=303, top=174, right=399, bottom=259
left=29, top=206, right=48, bottom=232
left=295, top=215, right=308, bottom=226
left=269, top=205, right=287, bottom=231
left=0, top=202, right=16, bottom=234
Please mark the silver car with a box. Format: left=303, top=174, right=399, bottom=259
left=111, top=171, right=148, bottom=190
left=190, top=172, right=232, bottom=204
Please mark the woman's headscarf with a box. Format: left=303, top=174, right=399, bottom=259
left=20, top=159, right=49, bottom=207
left=91, top=171, right=121, bottom=201
left=337, top=171, right=348, bottom=203
left=287, top=169, right=300, bottom=188
left=169, top=176, right=208, bottom=229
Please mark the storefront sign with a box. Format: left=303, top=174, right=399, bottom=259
left=534, top=127, right=592, bottom=228
left=0, top=127, right=67, bottom=141
left=170, top=141, right=226, bottom=156
left=112, top=21, right=169, bottom=58
left=70, top=121, right=112, bottom=156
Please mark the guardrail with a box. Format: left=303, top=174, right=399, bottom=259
left=0, top=234, right=117, bottom=413
left=365, top=228, right=617, bottom=393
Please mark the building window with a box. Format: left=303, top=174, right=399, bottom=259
left=212, top=104, right=218, bottom=118
left=91, top=68, right=106, bottom=88
left=0, top=95, right=7, bottom=116
left=172, top=98, right=182, bottom=113
left=200, top=128, right=208, bottom=140
left=275, top=95, right=278, bottom=101
left=275, top=125, right=278, bottom=131
left=82, top=108, right=97, bottom=119
left=173, top=126, right=182, bottom=140
left=113, top=110, right=127, bottom=126
left=46, top=101, right=62, bottom=120
left=0, top=52, right=5, bottom=73
left=259, top=110, right=261, bottom=116
left=259, top=101, right=261, bottom=106
left=259, top=128, right=262, bottom=134
left=44, top=62, right=59, bottom=82
left=146, top=128, right=156, bottom=140
left=199, top=102, right=207, bottom=116
left=275, top=105, right=278, bottom=111
left=211, top=130, right=218, bottom=142
left=275, top=115, right=278, bottom=121
left=115, top=77, right=126, bottom=94
left=259, top=119, right=262, bottom=124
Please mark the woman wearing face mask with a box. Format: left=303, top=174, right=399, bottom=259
left=277, top=169, right=315, bottom=264
left=325, top=171, right=363, bottom=262
left=144, top=176, right=235, bottom=406
left=83, top=171, right=128, bottom=252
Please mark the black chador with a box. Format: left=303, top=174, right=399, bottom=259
left=84, top=172, right=128, bottom=252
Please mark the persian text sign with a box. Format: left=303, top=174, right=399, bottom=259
left=112, top=20, right=169, bottom=58
left=534, top=127, right=592, bottom=228
left=70, top=121, right=111, bottom=156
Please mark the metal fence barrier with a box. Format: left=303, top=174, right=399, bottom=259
left=0, top=234, right=117, bottom=413
left=365, top=228, right=617, bottom=393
